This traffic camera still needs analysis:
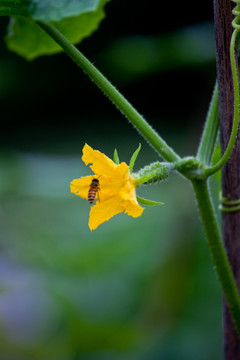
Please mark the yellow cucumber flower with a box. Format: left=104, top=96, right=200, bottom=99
left=70, top=144, right=144, bottom=230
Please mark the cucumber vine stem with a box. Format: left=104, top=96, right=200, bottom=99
left=37, top=21, right=180, bottom=163
left=192, top=179, right=240, bottom=336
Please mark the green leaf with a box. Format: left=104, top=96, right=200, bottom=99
left=0, top=0, right=109, bottom=21
left=136, top=195, right=164, bottom=206
left=197, top=82, right=219, bottom=166
left=129, top=143, right=141, bottom=174
left=28, top=0, right=107, bottom=22
left=4, top=0, right=110, bottom=60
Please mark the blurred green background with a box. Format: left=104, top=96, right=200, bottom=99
left=0, top=1, right=222, bottom=359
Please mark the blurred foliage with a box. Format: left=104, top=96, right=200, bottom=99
left=0, top=149, right=222, bottom=360
left=99, top=22, right=215, bottom=85
left=0, top=1, right=222, bottom=359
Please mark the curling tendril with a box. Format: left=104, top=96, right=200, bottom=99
left=230, top=1, right=240, bottom=169
left=232, top=0, right=240, bottom=30
left=205, top=0, right=240, bottom=176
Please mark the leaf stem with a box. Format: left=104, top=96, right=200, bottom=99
left=205, top=28, right=240, bottom=176
left=36, top=21, right=180, bottom=163
left=192, top=179, right=240, bottom=335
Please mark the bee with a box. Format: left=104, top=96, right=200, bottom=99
left=88, top=178, right=100, bottom=204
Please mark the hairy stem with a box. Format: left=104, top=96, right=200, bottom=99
left=192, top=179, right=240, bottom=336
left=37, top=21, right=180, bottom=163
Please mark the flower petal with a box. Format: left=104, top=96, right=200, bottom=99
left=71, top=145, right=145, bottom=230
left=97, top=162, right=130, bottom=198
left=88, top=196, right=123, bottom=230
left=114, top=162, right=129, bottom=180
left=120, top=177, right=144, bottom=217
left=82, top=144, right=117, bottom=176
left=70, top=175, right=93, bottom=199
left=123, top=198, right=144, bottom=217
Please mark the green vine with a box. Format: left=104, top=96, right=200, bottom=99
left=193, top=180, right=240, bottom=335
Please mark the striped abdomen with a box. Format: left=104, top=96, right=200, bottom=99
left=88, top=178, right=100, bottom=204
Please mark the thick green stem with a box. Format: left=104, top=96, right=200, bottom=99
left=192, top=179, right=240, bottom=335
left=36, top=21, right=180, bottom=163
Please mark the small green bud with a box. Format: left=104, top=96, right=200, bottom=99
left=133, top=161, right=173, bottom=186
